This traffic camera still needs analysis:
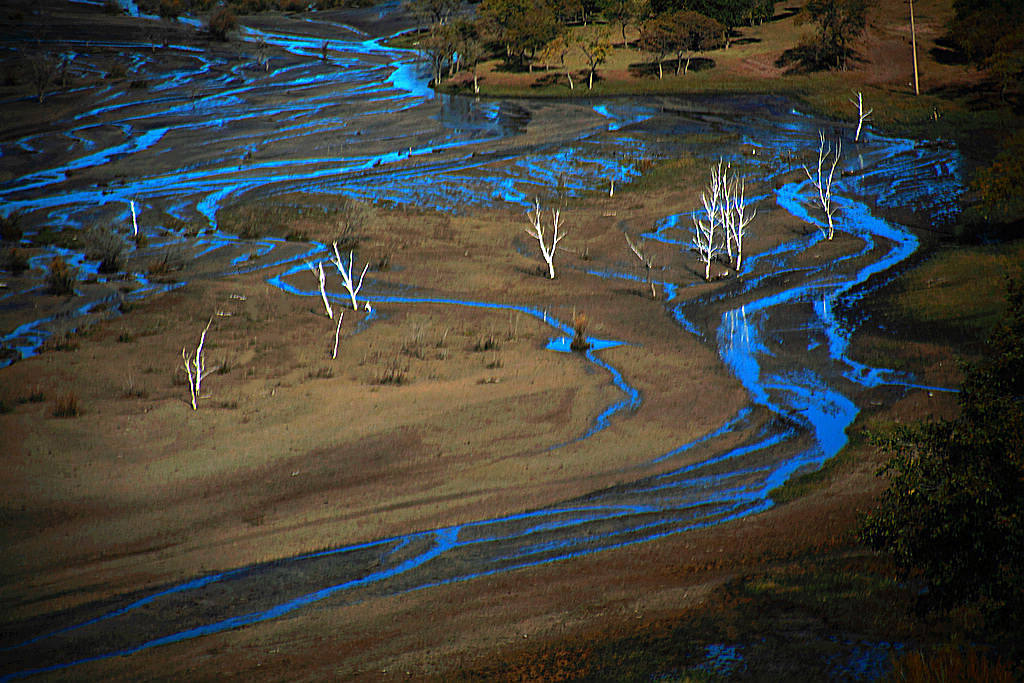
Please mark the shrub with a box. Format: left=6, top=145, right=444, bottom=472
left=0, top=212, right=22, bottom=242
left=859, top=280, right=1024, bottom=618
left=4, top=248, right=29, bottom=274
left=46, top=256, right=76, bottom=295
left=886, top=646, right=1015, bottom=683
left=208, top=8, right=237, bottom=41
left=84, top=223, right=127, bottom=273
left=52, top=391, right=80, bottom=417
left=571, top=311, right=591, bottom=352
left=158, top=0, right=183, bottom=18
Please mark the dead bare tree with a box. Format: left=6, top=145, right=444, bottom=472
left=849, top=91, right=873, bottom=142
left=307, top=259, right=334, bottom=319
left=329, top=242, right=369, bottom=309
left=692, top=191, right=724, bottom=281
left=332, top=311, right=344, bottom=359
left=624, top=232, right=657, bottom=298
left=182, top=317, right=215, bottom=411
left=725, top=176, right=756, bottom=272
left=803, top=132, right=842, bottom=240
left=525, top=198, right=567, bottom=279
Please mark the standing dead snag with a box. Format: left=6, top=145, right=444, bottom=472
left=307, top=260, right=334, bottom=319
left=849, top=91, right=873, bottom=142
left=692, top=190, right=724, bottom=281
left=624, top=232, right=657, bottom=298
left=332, top=312, right=344, bottom=359
left=329, top=242, right=369, bottom=310
left=182, top=317, right=215, bottom=411
left=803, top=132, right=842, bottom=240
left=525, top=198, right=567, bottom=279
left=725, top=176, right=756, bottom=272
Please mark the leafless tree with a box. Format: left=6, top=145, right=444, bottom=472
left=849, top=91, right=873, bottom=142
left=307, top=259, right=334, bottom=319
left=724, top=176, right=756, bottom=271
left=525, top=198, right=567, bottom=279
left=330, top=243, right=369, bottom=310
left=332, top=312, right=344, bottom=359
left=803, top=132, right=842, bottom=240
left=692, top=190, right=724, bottom=281
left=182, top=317, right=215, bottom=410
left=624, top=232, right=657, bottom=298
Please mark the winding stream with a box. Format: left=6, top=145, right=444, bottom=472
left=0, top=5, right=962, bottom=678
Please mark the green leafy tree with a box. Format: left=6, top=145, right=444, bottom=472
left=795, top=0, right=871, bottom=70
left=649, top=0, right=770, bottom=42
left=479, top=0, right=560, bottom=69
left=405, top=0, right=461, bottom=26
left=859, top=280, right=1024, bottom=618
left=419, top=22, right=459, bottom=85
left=579, top=27, right=611, bottom=88
left=669, top=10, right=725, bottom=73
left=638, top=13, right=674, bottom=78
left=600, top=0, right=650, bottom=44
left=950, top=0, right=1024, bottom=65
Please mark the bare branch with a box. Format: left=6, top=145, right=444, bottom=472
left=803, top=132, right=842, bottom=240
left=329, top=242, right=369, bottom=310
left=848, top=91, right=873, bottom=142
left=307, top=260, right=334, bottom=319
left=182, top=316, right=215, bottom=411
left=524, top=198, right=567, bottom=279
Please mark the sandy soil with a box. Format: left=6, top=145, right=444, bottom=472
left=0, top=0, right=978, bottom=679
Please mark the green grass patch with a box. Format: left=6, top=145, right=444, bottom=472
left=769, top=442, right=861, bottom=505
left=892, top=240, right=1024, bottom=336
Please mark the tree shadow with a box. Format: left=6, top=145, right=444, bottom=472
left=776, top=6, right=801, bottom=21
left=930, top=36, right=969, bottom=66
left=627, top=58, right=716, bottom=78
left=530, top=71, right=580, bottom=88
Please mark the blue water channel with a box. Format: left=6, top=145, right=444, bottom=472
left=0, top=6, right=962, bottom=678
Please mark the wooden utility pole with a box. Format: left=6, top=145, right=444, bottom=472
left=910, top=0, right=920, bottom=95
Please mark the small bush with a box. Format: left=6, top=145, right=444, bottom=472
left=117, top=330, right=134, bottom=343
left=4, top=248, right=29, bottom=274
left=473, top=334, right=500, bottom=352
left=0, top=212, right=23, bottom=242
left=376, top=357, right=409, bottom=385
left=21, top=387, right=45, bottom=403
left=571, top=312, right=591, bottom=353
left=46, top=256, right=76, bottom=295
left=84, top=223, right=126, bottom=273
left=208, top=8, right=237, bottom=41
left=52, top=391, right=80, bottom=417
left=886, top=646, right=1015, bottom=683
left=158, top=0, right=183, bottom=18
left=122, top=376, right=147, bottom=399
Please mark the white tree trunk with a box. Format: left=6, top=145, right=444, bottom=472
left=848, top=91, right=873, bottom=143
left=308, top=260, right=334, bottom=319
left=330, top=243, right=369, bottom=310
left=525, top=198, right=567, bottom=279
left=182, top=317, right=214, bottom=411
left=803, top=132, right=841, bottom=240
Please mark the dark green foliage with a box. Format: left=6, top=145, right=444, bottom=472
left=778, top=0, right=870, bottom=72
left=965, top=130, right=1024, bottom=240
left=859, top=280, right=1024, bottom=618
left=649, top=0, right=771, bottom=31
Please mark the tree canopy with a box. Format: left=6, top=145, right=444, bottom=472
left=795, top=0, right=871, bottom=70
left=859, top=279, right=1024, bottom=618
